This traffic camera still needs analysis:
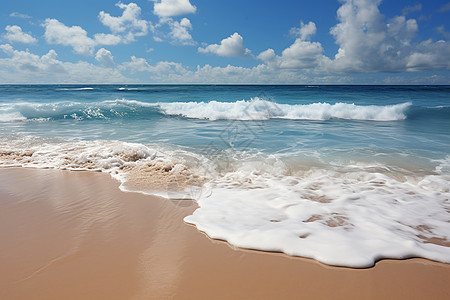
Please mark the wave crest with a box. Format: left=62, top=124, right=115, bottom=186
left=0, top=98, right=412, bottom=122
left=157, top=98, right=412, bottom=121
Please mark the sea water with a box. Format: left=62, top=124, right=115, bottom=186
left=0, top=84, right=449, bottom=267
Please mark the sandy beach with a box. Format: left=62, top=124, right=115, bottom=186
left=0, top=167, right=449, bottom=299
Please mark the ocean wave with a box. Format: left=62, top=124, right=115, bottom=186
left=157, top=98, right=412, bottom=121
left=0, top=99, right=161, bottom=122
left=0, top=111, right=26, bottom=122
left=0, top=98, right=413, bottom=122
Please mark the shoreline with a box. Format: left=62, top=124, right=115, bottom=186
left=1, top=167, right=449, bottom=299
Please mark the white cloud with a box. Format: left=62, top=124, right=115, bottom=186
left=198, top=33, right=252, bottom=57
left=280, top=40, right=326, bottom=69
left=120, top=56, right=186, bottom=74
left=98, top=2, right=148, bottom=43
left=120, top=56, right=152, bottom=73
left=0, top=44, right=15, bottom=55
left=9, top=12, right=32, bottom=19
left=152, top=0, right=197, bottom=18
left=0, top=43, right=65, bottom=74
left=151, top=17, right=195, bottom=45
left=257, top=48, right=276, bottom=62
left=0, top=44, right=127, bottom=83
left=290, top=21, right=317, bottom=40
left=95, top=48, right=115, bottom=68
left=43, top=19, right=96, bottom=56
left=163, top=17, right=195, bottom=45
left=42, top=13, right=140, bottom=56
left=327, top=0, right=448, bottom=73
left=3, top=25, right=37, bottom=44
left=406, top=40, right=450, bottom=71
left=258, top=41, right=328, bottom=71
left=94, top=33, right=122, bottom=46
left=258, top=21, right=327, bottom=71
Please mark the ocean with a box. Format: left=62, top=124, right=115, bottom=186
left=0, top=84, right=449, bottom=267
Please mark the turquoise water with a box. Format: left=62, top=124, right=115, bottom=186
left=1, top=85, right=449, bottom=153
left=1, top=85, right=449, bottom=267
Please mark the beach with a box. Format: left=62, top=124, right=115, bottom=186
left=1, top=167, right=449, bottom=300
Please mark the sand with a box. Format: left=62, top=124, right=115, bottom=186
left=0, top=167, right=449, bottom=300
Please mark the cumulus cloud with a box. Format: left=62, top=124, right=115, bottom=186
left=0, top=44, right=127, bottom=83
left=406, top=39, right=450, bottom=71
left=290, top=21, right=317, bottom=40
left=121, top=56, right=152, bottom=73
left=95, top=48, right=115, bottom=68
left=150, top=0, right=196, bottom=46
left=258, top=42, right=327, bottom=70
left=3, top=25, right=37, bottom=44
left=0, top=43, right=65, bottom=74
left=3, top=0, right=450, bottom=84
left=120, top=56, right=186, bottom=74
left=258, top=21, right=327, bottom=70
left=165, top=17, right=195, bottom=45
left=255, top=0, right=450, bottom=76
left=151, top=17, right=195, bottom=45
left=328, top=0, right=448, bottom=73
left=280, top=40, right=326, bottom=69
left=152, top=0, right=197, bottom=17
left=99, top=2, right=149, bottom=43
left=43, top=19, right=96, bottom=55
left=198, top=33, right=252, bottom=57
left=42, top=13, right=138, bottom=56
left=94, top=33, right=122, bottom=46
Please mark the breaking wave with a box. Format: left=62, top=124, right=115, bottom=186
left=154, top=98, right=412, bottom=121
left=0, top=98, right=412, bottom=122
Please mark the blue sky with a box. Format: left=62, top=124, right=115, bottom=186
left=1, top=0, right=450, bottom=84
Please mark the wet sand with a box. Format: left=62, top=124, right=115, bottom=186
left=0, top=167, right=449, bottom=300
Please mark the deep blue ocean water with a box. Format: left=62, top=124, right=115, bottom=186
left=1, top=85, right=449, bottom=267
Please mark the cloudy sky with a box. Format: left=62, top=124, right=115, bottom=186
left=1, top=0, right=450, bottom=84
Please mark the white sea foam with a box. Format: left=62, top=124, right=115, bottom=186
left=0, top=111, right=26, bottom=122
left=1, top=136, right=449, bottom=268
left=0, top=137, right=206, bottom=198
left=57, top=87, right=94, bottom=91
left=157, top=98, right=411, bottom=121
left=185, top=157, right=450, bottom=267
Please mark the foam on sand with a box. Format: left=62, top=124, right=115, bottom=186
left=0, top=137, right=206, bottom=198
left=184, top=156, right=450, bottom=268
left=1, top=136, right=449, bottom=268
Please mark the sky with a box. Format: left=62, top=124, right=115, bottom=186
left=1, top=0, right=450, bottom=84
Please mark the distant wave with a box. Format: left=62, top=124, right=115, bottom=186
left=0, top=98, right=412, bottom=122
left=56, top=87, right=95, bottom=91
left=157, top=98, right=412, bottom=121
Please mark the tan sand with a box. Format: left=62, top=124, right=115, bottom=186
left=0, top=167, right=449, bottom=300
